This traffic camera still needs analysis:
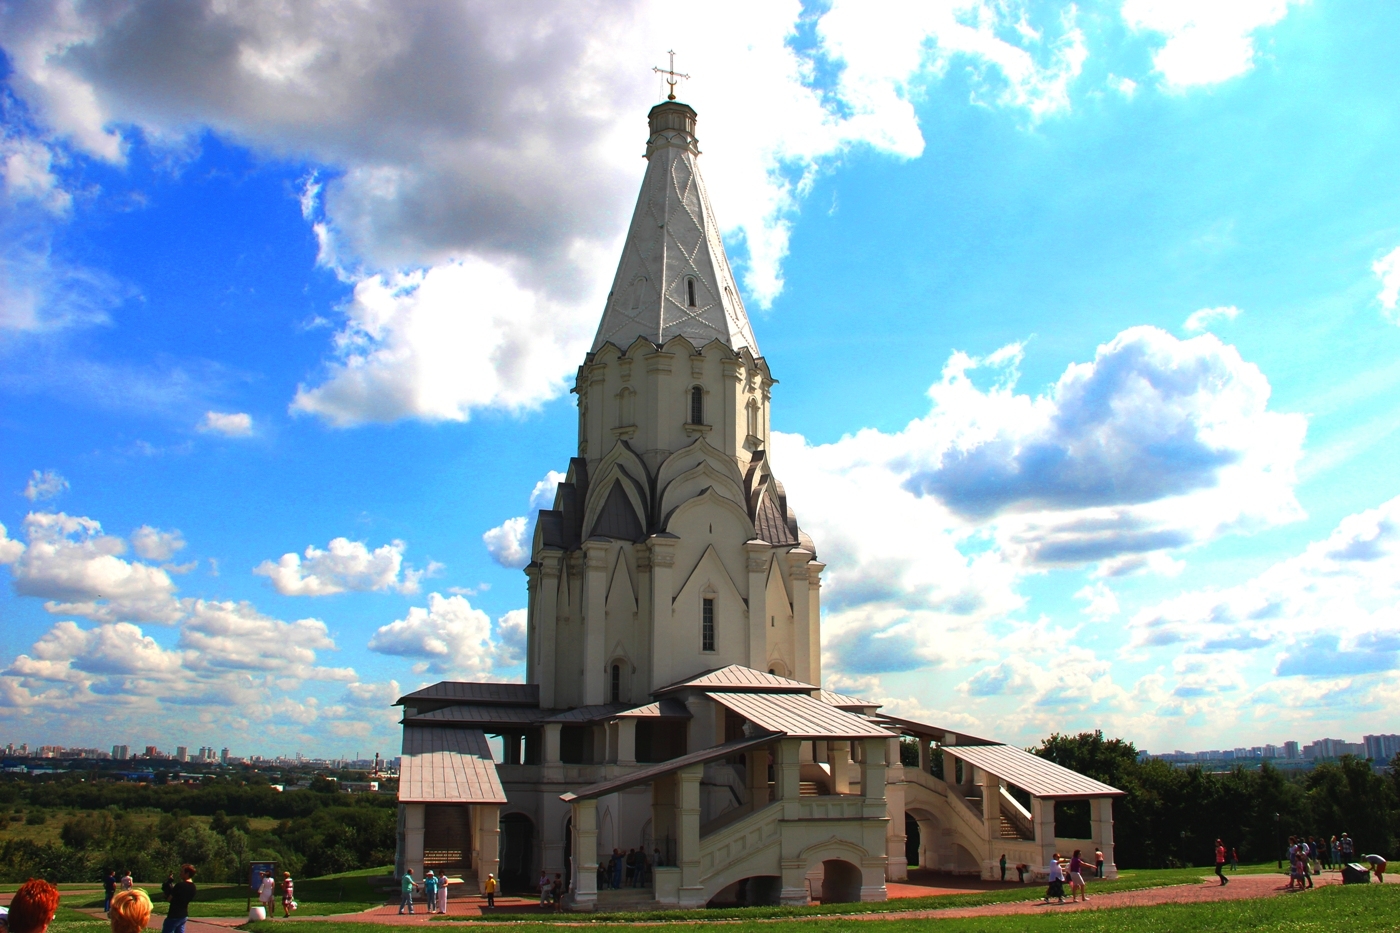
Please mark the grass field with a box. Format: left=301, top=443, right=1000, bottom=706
left=247, top=884, right=1400, bottom=933
left=52, top=867, right=390, bottom=918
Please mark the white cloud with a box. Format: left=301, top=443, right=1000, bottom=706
left=1182, top=304, right=1241, bottom=333
left=1, top=129, right=69, bottom=214
left=22, top=468, right=68, bottom=501
left=0, top=0, right=1098, bottom=425
left=773, top=325, right=1305, bottom=682
left=254, top=537, right=423, bottom=596
left=1074, top=582, right=1120, bottom=622
left=1128, top=495, right=1400, bottom=680
left=198, top=411, right=253, bottom=436
left=367, top=593, right=524, bottom=678
left=0, top=522, right=24, bottom=563
left=529, top=471, right=567, bottom=512
left=1374, top=244, right=1400, bottom=321
left=130, top=525, right=185, bottom=561
left=9, top=512, right=182, bottom=623
left=177, top=599, right=354, bottom=682
left=1122, top=0, right=1300, bottom=88
left=1108, top=75, right=1138, bottom=98
left=482, top=517, right=530, bottom=570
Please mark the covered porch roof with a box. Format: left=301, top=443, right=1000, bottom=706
left=942, top=743, right=1124, bottom=799
left=706, top=691, right=893, bottom=739
left=560, top=734, right=774, bottom=802
left=398, top=726, right=507, bottom=804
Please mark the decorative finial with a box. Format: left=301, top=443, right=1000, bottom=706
left=652, top=50, right=689, bottom=101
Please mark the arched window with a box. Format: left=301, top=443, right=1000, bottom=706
left=686, top=278, right=696, bottom=308
left=610, top=664, right=621, bottom=703
left=690, top=385, right=704, bottom=425
left=702, top=597, right=716, bottom=652
left=746, top=398, right=759, bottom=437
left=616, top=386, right=634, bottom=427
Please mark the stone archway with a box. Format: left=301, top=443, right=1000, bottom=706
left=819, top=859, right=863, bottom=904
left=499, top=812, right=535, bottom=893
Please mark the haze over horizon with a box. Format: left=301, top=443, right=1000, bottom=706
left=3, top=0, right=1400, bottom=759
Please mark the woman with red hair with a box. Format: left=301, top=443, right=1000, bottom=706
left=7, top=879, right=59, bottom=933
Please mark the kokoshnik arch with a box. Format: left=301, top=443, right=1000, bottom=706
left=392, top=98, right=1123, bottom=909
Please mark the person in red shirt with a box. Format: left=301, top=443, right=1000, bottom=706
left=1215, top=839, right=1229, bottom=885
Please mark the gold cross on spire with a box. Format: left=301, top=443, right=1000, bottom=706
left=653, top=50, right=689, bottom=101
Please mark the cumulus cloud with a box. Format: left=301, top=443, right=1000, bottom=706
left=22, top=468, right=68, bottom=501
left=1122, top=0, right=1300, bottom=88
left=254, top=537, right=426, bottom=596
left=198, top=411, right=253, bottom=436
left=130, top=525, right=185, bottom=561
left=1374, top=245, right=1400, bottom=320
left=773, top=325, right=1305, bottom=682
left=1128, top=495, right=1400, bottom=678
left=0, top=522, right=23, bottom=563
left=1182, top=305, right=1241, bottom=333
left=1074, top=582, right=1120, bottom=622
left=368, top=593, right=524, bottom=678
left=0, top=0, right=1099, bottom=424
left=483, top=517, right=530, bottom=570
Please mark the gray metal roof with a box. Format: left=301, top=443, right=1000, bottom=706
left=615, top=699, right=692, bottom=719
left=818, top=689, right=880, bottom=711
left=656, top=664, right=816, bottom=695
left=403, top=705, right=547, bottom=726
left=398, top=726, right=507, bottom=804
left=873, top=713, right=999, bottom=746
left=706, top=691, right=893, bottom=739
left=540, top=703, right=631, bottom=724
left=395, top=681, right=539, bottom=707
left=560, top=734, right=774, bottom=802
left=941, top=744, right=1124, bottom=799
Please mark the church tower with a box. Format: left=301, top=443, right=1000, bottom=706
left=525, top=100, right=825, bottom=713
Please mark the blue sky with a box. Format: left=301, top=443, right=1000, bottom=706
left=3, top=0, right=1400, bottom=759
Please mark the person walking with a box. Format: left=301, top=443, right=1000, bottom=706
left=109, top=888, right=151, bottom=933
left=162, top=865, right=196, bottom=933
left=399, top=868, right=419, bottom=915
left=999, top=853, right=1007, bottom=882
left=103, top=871, right=117, bottom=914
left=1068, top=850, right=1088, bottom=902
left=258, top=872, right=276, bottom=918
left=1094, top=848, right=1104, bottom=878
left=1044, top=854, right=1066, bottom=904
left=483, top=873, right=497, bottom=909
left=280, top=873, right=296, bottom=918
left=1215, top=839, right=1229, bottom=885
left=422, top=871, right=438, bottom=914
left=1230, top=848, right=1239, bottom=872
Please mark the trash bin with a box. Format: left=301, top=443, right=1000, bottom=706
left=249, top=906, right=268, bottom=921
left=1342, top=863, right=1371, bottom=884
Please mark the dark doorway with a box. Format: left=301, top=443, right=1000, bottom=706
left=820, top=859, right=862, bottom=903
left=499, top=812, right=535, bottom=893
left=564, top=817, right=573, bottom=893
left=905, top=813, right=920, bottom=867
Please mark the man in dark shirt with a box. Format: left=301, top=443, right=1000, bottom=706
left=103, top=871, right=117, bottom=914
left=162, top=864, right=197, bottom=933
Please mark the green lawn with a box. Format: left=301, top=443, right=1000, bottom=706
left=247, top=883, right=1400, bottom=933
left=57, top=867, right=392, bottom=918
left=429, top=865, right=1282, bottom=923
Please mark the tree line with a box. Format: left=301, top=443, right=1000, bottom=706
left=0, top=774, right=397, bottom=883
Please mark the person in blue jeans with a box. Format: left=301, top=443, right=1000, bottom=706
left=399, top=869, right=420, bottom=914
left=103, top=871, right=117, bottom=913
left=162, top=864, right=197, bottom=933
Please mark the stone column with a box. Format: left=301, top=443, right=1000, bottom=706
left=583, top=538, right=610, bottom=706
left=885, top=774, right=908, bottom=881
left=648, top=534, right=678, bottom=691
left=744, top=540, right=770, bottom=670
left=1092, top=797, right=1118, bottom=878
left=402, top=803, right=425, bottom=881
left=1033, top=797, right=1056, bottom=872
left=617, top=718, right=637, bottom=766
left=568, top=798, right=598, bottom=910
left=677, top=764, right=704, bottom=906
left=981, top=769, right=1000, bottom=880
left=860, top=737, right=887, bottom=807
left=807, top=560, right=825, bottom=687
left=536, top=552, right=562, bottom=709
left=918, top=737, right=931, bottom=775
left=774, top=738, right=802, bottom=809
left=785, top=549, right=812, bottom=683
left=747, top=746, right=770, bottom=808
left=474, top=804, right=500, bottom=894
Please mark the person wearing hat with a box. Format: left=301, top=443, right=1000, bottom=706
left=483, top=873, right=497, bottom=909
left=422, top=871, right=439, bottom=914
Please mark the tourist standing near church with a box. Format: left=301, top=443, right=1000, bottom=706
left=399, top=869, right=419, bottom=914
left=422, top=871, right=438, bottom=914
left=162, top=865, right=196, bottom=933
left=258, top=872, right=275, bottom=917
left=1214, top=839, right=1229, bottom=885
left=483, top=873, right=497, bottom=909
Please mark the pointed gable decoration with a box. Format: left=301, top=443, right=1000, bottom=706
left=592, top=102, right=759, bottom=355
left=591, top=479, right=645, bottom=541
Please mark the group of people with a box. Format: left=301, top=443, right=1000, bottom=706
left=597, top=847, right=659, bottom=889
left=536, top=871, right=566, bottom=910
left=999, top=848, right=1105, bottom=886
left=1284, top=834, right=1386, bottom=889
left=397, top=868, right=454, bottom=914
left=1042, top=850, right=1095, bottom=904
left=5, top=866, right=196, bottom=933
left=255, top=870, right=299, bottom=918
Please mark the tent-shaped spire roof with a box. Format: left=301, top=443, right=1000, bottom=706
left=592, top=101, right=759, bottom=355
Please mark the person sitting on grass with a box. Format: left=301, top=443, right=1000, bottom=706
left=109, top=889, right=152, bottom=933
left=7, top=879, right=60, bottom=933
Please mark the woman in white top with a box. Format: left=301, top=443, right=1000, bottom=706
left=1044, top=854, right=1066, bottom=904
left=258, top=873, right=275, bottom=916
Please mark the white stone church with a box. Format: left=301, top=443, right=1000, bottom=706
left=394, top=98, right=1122, bottom=909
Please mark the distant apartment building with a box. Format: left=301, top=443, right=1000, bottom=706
left=175, top=746, right=188, bottom=762
left=38, top=745, right=64, bottom=758
left=1364, top=734, right=1400, bottom=761
left=1283, top=741, right=1301, bottom=759
left=112, top=745, right=130, bottom=760
left=220, top=747, right=230, bottom=763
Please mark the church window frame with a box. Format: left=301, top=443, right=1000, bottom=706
left=701, top=596, right=716, bottom=652
left=686, top=277, right=697, bottom=308
left=610, top=663, right=621, bottom=703
left=690, top=385, right=704, bottom=425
